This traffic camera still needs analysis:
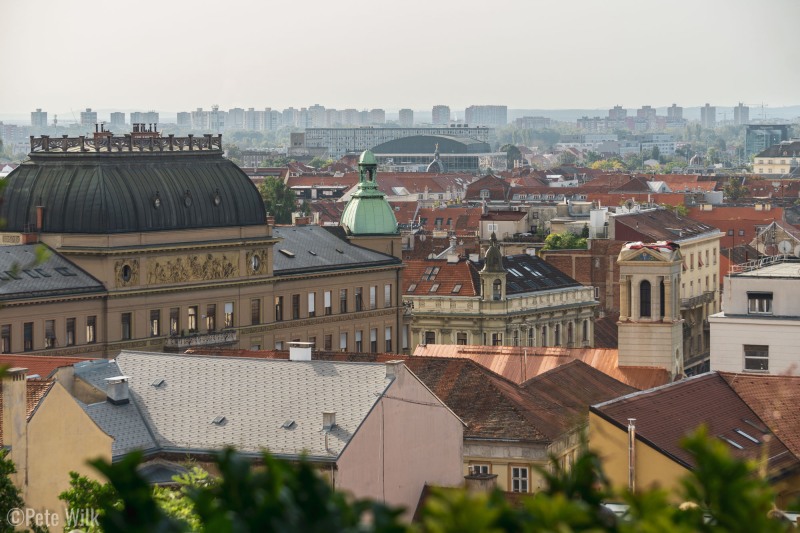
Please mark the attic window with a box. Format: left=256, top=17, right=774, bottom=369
left=151, top=378, right=166, bottom=388
left=421, top=266, right=440, bottom=281
left=452, top=284, right=462, bottom=293
left=211, top=416, right=227, bottom=426
left=35, top=268, right=50, bottom=277
left=22, top=269, right=39, bottom=278
left=281, top=420, right=296, bottom=430
left=4, top=270, right=21, bottom=280
left=279, top=249, right=295, bottom=258
left=718, top=436, right=743, bottom=450
left=308, top=251, right=317, bottom=256
left=735, top=429, right=760, bottom=444
left=55, top=267, right=77, bottom=277
left=408, top=284, right=417, bottom=292
left=336, top=248, right=344, bottom=254
left=429, top=283, right=440, bottom=293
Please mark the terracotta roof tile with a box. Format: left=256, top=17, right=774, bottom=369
left=403, top=259, right=479, bottom=296
left=0, top=355, right=96, bottom=379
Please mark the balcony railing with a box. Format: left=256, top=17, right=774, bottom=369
left=163, top=330, right=238, bottom=350
left=681, top=291, right=715, bottom=309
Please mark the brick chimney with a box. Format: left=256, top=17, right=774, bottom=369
left=2, top=368, right=29, bottom=487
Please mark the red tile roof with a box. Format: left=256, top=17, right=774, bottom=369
left=403, top=259, right=479, bottom=296
left=0, top=355, right=96, bottom=379
left=592, top=373, right=800, bottom=478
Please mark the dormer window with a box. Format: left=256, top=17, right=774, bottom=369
left=480, top=189, right=490, bottom=199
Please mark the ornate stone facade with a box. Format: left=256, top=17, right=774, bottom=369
left=147, top=254, right=238, bottom=285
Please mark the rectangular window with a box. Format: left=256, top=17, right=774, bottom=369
left=188, top=306, right=198, bottom=333
left=121, top=313, right=132, bottom=341
left=44, top=320, right=56, bottom=348
left=690, top=253, right=694, bottom=270
left=324, top=291, right=332, bottom=315
left=748, top=292, right=773, bottom=314
left=511, top=466, right=529, bottom=493
left=87, top=316, right=97, bottom=344
left=308, top=336, right=316, bottom=348
left=340, top=332, right=348, bottom=350
left=224, top=302, right=234, bottom=328
left=457, top=332, right=467, bottom=345
left=744, top=344, right=769, bottom=371
left=308, top=293, right=316, bottom=317
left=528, top=328, right=535, bottom=347
left=370, top=328, right=378, bottom=353
left=324, top=334, right=332, bottom=351
left=424, top=331, right=436, bottom=345
left=150, top=310, right=160, bottom=337
left=24, top=322, right=33, bottom=351
left=340, top=289, right=348, bottom=313
left=66, top=318, right=75, bottom=346
left=170, top=308, right=180, bottom=335
left=355, top=287, right=363, bottom=311
left=206, top=304, right=216, bottom=332
left=582, top=320, right=589, bottom=342
left=492, top=332, right=503, bottom=346
left=292, top=294, right=300, bottom=320
left=384, top=284, right=392, bottom=308
left=355, top=330, right=363, bottom=352
left=275, top=341, right=283, bottom=350
left=275, top=296, right=284, bottom=321
left=385, top=327, right=392, bottom=352
left=470, top=464, right=490, bottom=474
left=252, top=299, right=262, bottom=324
left=369, top=286, right=377, bottom=310
left=1, top=325, right=10, bottom=353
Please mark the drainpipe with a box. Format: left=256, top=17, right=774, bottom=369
left=628, top=418, right=636, bottom=492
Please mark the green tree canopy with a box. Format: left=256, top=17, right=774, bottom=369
left=542, top=231, right=588, bottom=250
left=258, top=177, right=297, bottom=224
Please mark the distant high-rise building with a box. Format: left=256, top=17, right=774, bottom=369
left=514, top=116, right=551, bottom=130
left=282, top=107, right=299, bottom=128
left=309, top=104, right=327, bottom=128
left=666, top=104, right=683, bottom=122
left=465, top=105, right=507, bottom=127
left=432, top=105, right=450, bottom=125
left=109, top=112, right=126, bottom=130
left=398, top=108, right=414, bottom=127
left=227, top=108, right=245, bottom=130
left=30, top=108, right=47, bottom=129
left=734, top=103, right=750, bottom=127
left=342, top=109, right=360, bottom=126
left=608, top=105, right=627, bottom=120
left=191, top=108, right=208, bottom=130
left=745, top=124, right=791, bottom=159
left=369, top=109, right=386, bottom=125
left=701, top=104, right=716, bottom=129
left=176, top=112, right=191, bottom=128
left=326, top=109, right=341, bottom=127
left=80, top=108, right=97, bottom=127
left=637, top=105, right=656, bottom=122
left=130, top=111, right=159, bottom=126
left=209, top=105, right=225, bottom=132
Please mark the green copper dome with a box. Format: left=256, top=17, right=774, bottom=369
left=340, top=150, right=398, bottom=235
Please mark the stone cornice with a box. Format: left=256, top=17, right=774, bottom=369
left=239, top=307, right=398, bottom=335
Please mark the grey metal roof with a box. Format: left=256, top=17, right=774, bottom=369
left=470, top=254, right=582, bottom=295
left=1, top=152, right=266, bottom=233
left=0, top=245, right=105, bottom=301
left=371, top=135, right=490, bottom=155
left=272, top=226, right=401, bottom=275
left=75, top=352, right=395, bottom=461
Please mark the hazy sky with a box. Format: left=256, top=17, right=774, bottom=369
left=2, top=0, right=798, bottom=116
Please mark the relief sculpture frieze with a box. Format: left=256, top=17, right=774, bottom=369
left=147, top=253, right=239, bottom=285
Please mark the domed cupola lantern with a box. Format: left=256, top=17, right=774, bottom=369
left=340, top=150, right=398, bottom=236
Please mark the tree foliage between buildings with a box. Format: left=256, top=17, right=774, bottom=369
left=52, top=426, right=799, bottom=532
left=258, top=177, right=297, bottom=224
left=542, top=230, right=588, bottom=251
left=723, top=177, right=748, bottom=201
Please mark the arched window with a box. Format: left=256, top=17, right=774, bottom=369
left=660, top=280, right=665, bottom=318
left=640, top=280, right=651, bottom=318
left=493, top=279, right=502, bottom=301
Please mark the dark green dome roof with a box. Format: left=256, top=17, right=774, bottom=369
left=0, top=150, right=266, bottom=233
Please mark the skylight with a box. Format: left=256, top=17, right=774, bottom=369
left=281, top=420, right=296, bottom=430
left=4, top=271, right=21, bottom=280
left=408, top=284, right=417, bottom=292
left=151, top=378, right=166, bottom=388
left=452, top=284, right=462, bottom=293
left=718, top=436, right=743, bottom=450
left=429, top=283, right=440, bottom=292
left=735, top=429, right=760, bottom=444
left=211, top=415, right=227, bottom=426
left=55, top=267, right=76, bottom=277
left=279, top=249, right=295, bottom=258
left=421, top=266, right=440, bottom=281
left=308, top=250, right=317, bottom=256
left=35, top=268, right=50, bottom=277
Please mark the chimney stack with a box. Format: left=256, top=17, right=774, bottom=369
left=288, top=341, right=313, bottom=361
left=464, top=469, right=498, bottom=494
left=385, top=360, right=403, bottom=379
left=3, top=368, right=29, bottom=487
left=105, top=376, right=131, bottom=405
left=322, top=411, right=336, bottom=430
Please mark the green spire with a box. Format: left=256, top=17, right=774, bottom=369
left=340, top=150, right=398, bottom=235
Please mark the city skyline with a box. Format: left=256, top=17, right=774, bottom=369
left=1, top=0, right=798, bottom=115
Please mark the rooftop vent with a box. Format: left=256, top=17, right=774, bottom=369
left=105, top=376, right=130, bottom=405
left=322, top=411, right=336, bottom=430
left=281, top=420, right=296, bottom=430
left=279, top=249, right=295, bottom=258
left=211, top=415, right=227, bottom=426
left=151, top=378, right=166, bottom=388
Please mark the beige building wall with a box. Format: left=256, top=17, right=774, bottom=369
left=336, top=364, right=463, bottom=517
left=588, top=412, right=689, bottom=499
left=25, top=384, right=112, bottom=524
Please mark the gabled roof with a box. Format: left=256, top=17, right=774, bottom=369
left=412, top=345, right=670, bottom=390
left=74, top=352, right=400, bottom=461
left=610, top=176, right=654, bottom=194
left=403, top=259, right=479, bottom=296
left=0, top=244, right=106, bottom=301
left=272, top=226, right=401, bottom=275
left=464, top=175, right=511, bottom=201
left=309, top=200, right=344, bottom=225
left=614, top=208, right=718, bottom=242
left=0, top=379, right=54, bottom=445
left=592, top=373, right=800, bottom=478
